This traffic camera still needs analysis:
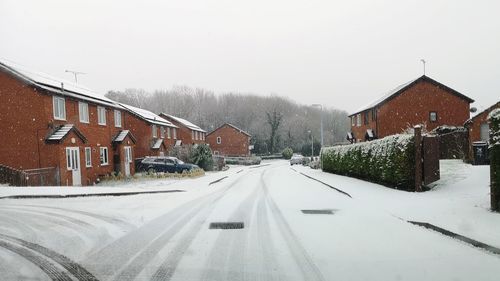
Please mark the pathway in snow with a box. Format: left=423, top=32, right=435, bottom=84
left=0, top=160, right=499, bottom=280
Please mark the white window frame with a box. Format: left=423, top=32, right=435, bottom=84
left=79, top=102, right=89, bottom=123
left=167, top=127, right=171, bottom=139
left=85, top=147, right=92, bottom=167
left=97, top=106, right=106, bottom=125
left=114, top=110, right=122, bottom=127
left=65, top=148, right=72, bottom=170
left=195, top=131, right=199, bottom=140
left=152, top=124, right=157, bottom=138
left=99, top=147, right=109, bottom=165
left=53, top=96, right=66, bottom=120
left=160, top=126, right=165, bottom=139
left=216, top=136, right=222, bottom=144
left=192, top=130, right=195, bottom=140
left=173, top=128, right=177, bottom=139
left=356, top=114, right=361, bottom=127
left=430, top=111, right=438, bottom=122
left=351, top=116, right=355, bottom=127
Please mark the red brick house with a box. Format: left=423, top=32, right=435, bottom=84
left=158, top=113, right=206, bottom=146
left=0, top=59, right=136, bottom=186
left=120, top=104, right=178, bottom=158
left=206, top=123, right=251, bottom=156
left=348, top=75, right=474, bottom=142
left=464, top=101, right=500, bottom=161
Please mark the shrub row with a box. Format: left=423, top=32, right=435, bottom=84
left=321, top=134, right=416, bottom=190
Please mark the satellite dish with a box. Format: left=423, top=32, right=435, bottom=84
left=470, top=107, right=477, bottom=113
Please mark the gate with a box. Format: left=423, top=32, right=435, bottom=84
left=422, top=135, right=440, bottom=185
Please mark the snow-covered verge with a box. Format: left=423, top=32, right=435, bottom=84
left=294, top=160, right=500, bottom=248
left=321, top=134, right=415, bottom=190
left=0, top=165, right=245, bottom=198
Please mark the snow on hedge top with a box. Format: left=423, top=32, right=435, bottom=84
left=488, top=108, right=500, bottom=121
left=321, top=134, right=414, bottom=157
left=119, top=103, right=177, bottom=127
left=488, top=108, right=500, bottom=147
left=0, top=58, right=118, bottom=108
left=161, top=113, right=205, bottom=132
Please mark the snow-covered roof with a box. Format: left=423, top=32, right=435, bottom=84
left=0, top=58, right=119, bottom=109
left=160, top=113, right=205, bottom=132
left=112, top=130, right=136, bottom=143
left=151, top=139, right=163, bottom=149
left=119, top=104, right=177, bottom=127
left=208, top=123, right=251, bottom=137
left=349, top=75, right=474, bottom=116
left=46, top=124, right=87, bottom=143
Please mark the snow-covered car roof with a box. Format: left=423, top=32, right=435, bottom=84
left=0, top=58, right=120, bottom=109
left=119, top=103, right=177, bottom=127
left=160, top=113, right=206, bottom=132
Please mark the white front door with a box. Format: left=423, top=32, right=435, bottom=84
left=66, top=147, right=81, bottom=186
left=124, top=146, right=132, bottom=177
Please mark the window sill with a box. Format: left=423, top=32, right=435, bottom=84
left=100, top=163, right=109, bottom=166
left=54, top=117, right=66, bottom=121
left=98, top=123, right=107, bottom=126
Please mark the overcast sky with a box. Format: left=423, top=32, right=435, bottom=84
left=1, top=0, right=499, bottom=113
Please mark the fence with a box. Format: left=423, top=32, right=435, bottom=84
left=0, top=165, right=60, bottom=187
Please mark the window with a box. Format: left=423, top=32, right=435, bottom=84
left=79, top=102, right=89, bottom=123
left=351, top=116, right=355, bottom=127
left=195, top=131, right=198, bottom=140
left=66, top=148, right=72, bottom=170
left=85, top=147, right=92, bottom=167
left=152, top=125, right=157, bottom=138
left=173, top=128, right=177, bottom=139
left=167, top=127, right=171, bottom=139
left=97, top=106, right=106, bottom=125
left=114, top=110, right=122, bottom=127
left=429, top=111, right=437, bottom=122
left=356, top=114, right=361, bottom=127
left=53, top=96, right=66, bottom=120
left=201, top=133, right=205, bottom=140
left=160, top=126, right=165, bottom=138
left=99, top=147, right=109, bottom=165
left=364, top=111, right=369, bottom=125
left=480, top=123, right=489, bottom=141
left=192, top=130, right=195, bottom=140
left=217, top=136, right=222, bottom=144
left=371, top=109, right=376, bottom=121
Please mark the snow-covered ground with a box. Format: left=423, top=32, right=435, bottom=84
left=0, top=160, right=498, bottom=281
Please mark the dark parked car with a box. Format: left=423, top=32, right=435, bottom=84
left=137, top=156, right=199, bottom=173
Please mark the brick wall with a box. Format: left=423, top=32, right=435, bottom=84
left=206, top=125, right=250, bottom=156
left=350, top=79, right=471, bottom=141
left=466, top=102, right=500, bottom=161
left=0, top=68, right=133, bottom=185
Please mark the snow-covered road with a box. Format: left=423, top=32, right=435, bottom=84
left=0, top=160, right=499, bottom=280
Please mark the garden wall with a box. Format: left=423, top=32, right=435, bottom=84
left=321, top=134, right=416, bottom=190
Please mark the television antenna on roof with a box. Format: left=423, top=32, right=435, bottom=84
left=420, top=59, right=426, bottom=75
left=65, top=70, right=86, bottom=83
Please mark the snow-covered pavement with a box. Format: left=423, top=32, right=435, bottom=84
left=0, top=160, right=499, bottom=280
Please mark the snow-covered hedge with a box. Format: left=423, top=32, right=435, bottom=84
left=489, top=108, right=500, bottom=211
left=321, top=134, right=415, bottom=190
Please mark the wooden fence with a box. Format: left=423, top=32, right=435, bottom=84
left=0, top=165, right=60, bottom=186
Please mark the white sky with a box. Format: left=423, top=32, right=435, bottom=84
left=1, top=0, right=499, bottom=113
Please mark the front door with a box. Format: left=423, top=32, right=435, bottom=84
left=124, top=146, right=132, bottom=177
left=66, top=147, right=81, bottom=186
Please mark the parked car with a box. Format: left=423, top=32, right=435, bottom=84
left=290, top=154, right=304, bottom=165
left=137, top=156, right=199, bottom=173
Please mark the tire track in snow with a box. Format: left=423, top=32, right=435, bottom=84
left=0, top=239, right=73, bottom=281
left=84, top=171, right=249, bottom=280
left=0, top=233, right=99, bottom=281
left=18, top=204, right=136, bottom=230
left=201, top=170, right=262, bottom=281
left=0, top=213, right=38, bottom=241
left=261, top=170, right=326, bottom=281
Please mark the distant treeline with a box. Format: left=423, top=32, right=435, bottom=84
left=106, top=86, right=350, bottom=154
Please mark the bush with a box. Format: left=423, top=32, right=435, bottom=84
left=489, top=109, right=500, bottom=211
left=282, top=148, right=293, bottom=159
left=321, top=134, right=415, bottom=190
left=189, top=144, right=214, bottom=171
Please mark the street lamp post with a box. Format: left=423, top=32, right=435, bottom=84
left=312, top=104, right=323, bottom=147
left=308, top=130, right=314, bottom=157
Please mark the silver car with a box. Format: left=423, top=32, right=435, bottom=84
left=290, top=154, right=304, bottom=165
